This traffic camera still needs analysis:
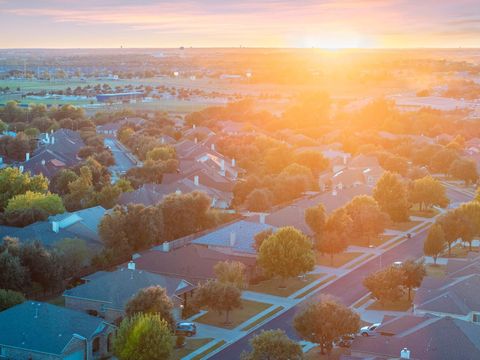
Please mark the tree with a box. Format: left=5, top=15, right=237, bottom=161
left=0, top=289, right=25, bottom=311
left=0, top=251, right=30, bottom=291
left=258, top=227, right=315, bottom=287
left=439, top=211, right=463, bottom=256
left=401, top=260, right=426, bottom=301
left=125, top=286, right=174, bottom=330
left=253, top=228, right=274, bottom=252
left=344, top=195, right=388, bottom=246
left=114, top=313, right=174, bottom=360
left=241, top=329, right=303, bottom=360
left=64, top=166, right=95, bottom=210
left=409, top=176, right=449, bottom=210
left=294, top=297, right=360, bottom=355
left=5, top=191, right=65, bottom=216
left=54, top=238, right=89, bottom=277
left=0, top=167, right=48, bottom=211
left=295, top=150, right=329, bottom=176
left=214, top=261, right=247, bottom=289
left=424, top=224, right=446, bottom=264
left=449, top=158, right=479, bottom=185
left=430, top=148, right=460, bottom=174
left=363, top=266, right=405, bottom=304
left=305, top=203, right=327, bottom=240
left=373, top=171, right=409, bottom=222
left=245, top=188, right=273, bottom=212
left=456, top=202, right=480, bottom=251
left=50, top=169, right=79, bottom=196
left=193, top=280, right=242, bottom=324
left=318, top=208, right=352, bottom=264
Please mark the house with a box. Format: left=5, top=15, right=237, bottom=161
left=413, top=273, right=480, bottom=323
left=192, top=220, right=276, bottom=256
left=217, top=120, right=257, bottom=135
left=117, top=183, right=165, bottom=207
left=134, top=244, right=257, bottom=284
left=351, top=314, right=480, bottom=360
left=183, top=125, right=215, bottom=139
left=247, top=184, right=372, bottom=236
left=0, top=301, right=115, bottom=360
left=96, top=117, right=146, bottom=138
left=0, top=206, right=106, bottom=249
left=20, top=129, right=84, bottom=179
left=64, top=263, right=195, bottom=323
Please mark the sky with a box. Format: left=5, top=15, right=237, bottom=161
left=1, top=0, right=479, bottom=48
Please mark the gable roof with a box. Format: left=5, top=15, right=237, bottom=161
left=348, top=154, right=380, bottom=169
left=192, top=220, right=275, bottom=255
left=0, top=301, right=110, bottom=356
left=352, top=314, right=480, bottom=360
left=64, top=267, right=195, bottom=309
left=117, top=184, right=164, bottom=207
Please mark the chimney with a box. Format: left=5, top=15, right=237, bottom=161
left=400, top=348, right=410, bottom=359
left=41, top=159, right=46, bottom=166
left=193, top=124, right=196, bottom=129
left=19, top=165, right=24, bottom=173
left=127, top=261, right=136, bottom=270
left=229, top=232, right=236, bottom=247
left=231, top=158, right=236, bottom=167
left=211, top=143, right=215, bottom=151
left=51, top=136, right=55, bottom=145
left=194, top=175, right=199, bottom=186
left=221, top=159, right=225, bottom=171
left=161, top=137, right=165, bottom=144
left=259, top=213, right=266, bottom=224
left=194, top=137, right=198, bottom=144
left=52, top=221, right=59, bottom=233
left=45, top=133, right=49, bottom=143
left=162, top=241, right=170, bottom=252
left=25, top=152, right=30, bottom=162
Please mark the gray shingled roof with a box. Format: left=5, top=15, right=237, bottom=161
left=0, top=301, right=109, bottom=356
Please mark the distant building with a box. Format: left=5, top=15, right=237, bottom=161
left=96, top=92, right=144, bottom=103
left=0, top=301, right=115, bottom=360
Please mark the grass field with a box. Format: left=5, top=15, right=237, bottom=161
left=171, top=338, right=213, bottom=360
left=195, top=299, right=271, bottom=329
left=317, top=252, right=363, bottom=268
left=367, top=291, right=413, bottom=311
left=248, top=274, right=323, bottom=297
left=426, top=264, right=446, bottom=277
left=305, top=347, right=350, bottom=360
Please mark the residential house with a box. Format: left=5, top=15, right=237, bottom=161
left=183, top=125, right=215, bottom=139
left=96, top=117, right=146, bottom=138
left=134, top=244, right=257, bottom=284
left=63, top=263, right=195, bottom=323
left=217, top=120, right=256, bottom=135
left=0, top=206, right=106, bottom=249
left=351, top=314, right=480, bottom=360
left=192, top=220, right=276, bottom=257
left=0, top=301, right=115, bottom=360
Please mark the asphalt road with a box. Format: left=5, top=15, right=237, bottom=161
left=104, top=138, right=137, bottom=173
left=210, top=186, right=474, bottom=359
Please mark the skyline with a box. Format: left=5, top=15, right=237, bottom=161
left=0, top=0, right=480, bottom=49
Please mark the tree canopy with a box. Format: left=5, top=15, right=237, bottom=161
left=241, top=329, right=304, bottom=360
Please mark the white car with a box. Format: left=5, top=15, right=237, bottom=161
left=360, top=323, right=380, bottom=337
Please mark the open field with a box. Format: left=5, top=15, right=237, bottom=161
left=195, top=299, right=271, bottom=329
left=248, top=274, right=323, bottom=297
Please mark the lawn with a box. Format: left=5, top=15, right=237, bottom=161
left=443, top=244, right=480, bottom=258
left=171, top=338, right=213, bottom=360
left=367, top=292, right=413, bottom=312
left=46, top=295, right=65, bottom=306
left=248, top=274, right=323, bottom=297
left=370, top=234, right=396, bottom=247
left=195, top=299, right=271, bottom=329
left=317, top=252, right=363, bottom=268
left=191, top=340, right=226, bottom=360
left=425, top=264, right=446, bottom=278
left=386, top=220, right=422, bottom=232
left=241, top=306, right=284, bottom=331
left=294, top=275, right=336, bottom=299
left=409, top=204, right=439, bottom=218
left=305, top=346, right=350, bottom=360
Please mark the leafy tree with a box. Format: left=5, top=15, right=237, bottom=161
left=424, top=224, right=446, bottom=264
left=0, top=289, right=25, bottom=311
left=305, top=203, right=326, bottom=240
left=0, top=251, right=30, bottom=291
left=258, top=227, right=315, bottom=287
left=50, top=169, right=79, bottom=196
left=363, top=266, right=405, bottom=304
left=294, top=297, right=360, bottom=355
left=373, top=171, right=409, bottom=222
left=214, top=260, right=247, bottom=289
left=193, top=280, right=242, bottom=324
left=455, top=202, right=480, bottom=251
left=0, top=132, right=33, bottom=162
left=54, top=238, right=89, bottom=277
left=114, top=313, right=174, bottom=360
left=439, top=211, right=464, bottom=256
left=1, top=207, right=49, bottom=227
left=0, top=167, right=48, bottom=210
left=401, top=260, right=426, bottom=301
left=5, top=191, right=65, bottom=216
left=430, top=148, right=460, bottom=174
left=295, top=150, right=329, bottom=176
left=64, top=166, right=95, bottom=210
left=449, top=158, right=479, bottom=185
left=125, top=286, right=174, bottom=330
left=0, top=119, right=8, bottom=132
left=241, top=329, right=303, bottom=360
left=146, top=146, right=176, bottom=161
left=245, top=188, right=273, bottom=212
left=409, top=176, right=449, bottom=210
left=253, top=228, right=274, bottom=251
left=318, top=208, right=352, bottom=264
left=344, top=195, right=388, bottom=246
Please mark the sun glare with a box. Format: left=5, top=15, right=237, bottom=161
left=301, top=32, right=365, bottom=50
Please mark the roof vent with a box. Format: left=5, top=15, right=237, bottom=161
left=127, top=261, right=135, bottom=270
left=229, top=232, right=236, bottom=247
left=400, top=348, right=411, bottom=359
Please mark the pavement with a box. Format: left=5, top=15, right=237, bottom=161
left=104, top=138, right=139, bottom=182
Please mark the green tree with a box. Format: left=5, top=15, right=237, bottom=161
left=0, top=119, right=8, bottom=133
left=241, top=329, right=303, bottom=360
left=449, top=158, right=479, bottom=185
left=0, top=167, right=48, bottom=210
left=363, top=266, right=405, bottom=304
left=456, top=202, right=480, bottom=251
left=294, top=297, right=360, bottom=355
left=401, top=260, right=426, bottom=301
left=253, top=228, right=274, bottom=252
left=146, top=146, right=176, bottom=161
left=430, top=148, right=460, bottom=174
left=245, top=188, right=273, bottom=212
left=305, top=203, right=327, bottom=240
left=5, top=191, right=65, bottom=216
left=0, top=251, right=30, bottom=291
left=125, top=286, right=175, bottom=330
left=50, top=169, right=79, bottom=196
left=114, top=313, right=174, bottom=360
left=54, top=238, right=89, bottom=277
left=373, top=171, right=409, bottom=222
left=295, top=150, right=329, bottom=176
left=439, top=211, right=463, bottom=256
left=409, top=176, right=449, bottom=210
left=214, top=260, right=247, bottom=289
left=424, top=224, right=446, bottom=264
left=318, top=208, right=352, bottom=265
left=193, top=280, right=242, bottom=324
left=0, top=289, right=25, bottom=311
left=258, top=227, right=315, bottom=287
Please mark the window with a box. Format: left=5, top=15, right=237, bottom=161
left=473, top=314, right=480, bottom=323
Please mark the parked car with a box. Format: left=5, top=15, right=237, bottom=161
left=393, top=261, right=403, bottom=268
left=175, top=322, right=197, bottom=337
left=360, top=323, right=380, bottom=337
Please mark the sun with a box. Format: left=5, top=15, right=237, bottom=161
left=301, top=32, right=365, bottom=50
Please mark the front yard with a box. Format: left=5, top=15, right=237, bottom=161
left=386, top=220, right=422, bottom=232
left=248, top=274, right=323, bottom=297
left=409, top=204, right=439, bottom=218
left=316, top=252, right=363, bottom=268
left=195, top=299, right=271, bottom=329
left=443, top=244, right=480, bottom=258
left=366, top=291, right=414, bottom=312
left=425, top=264, right=446, bottom=277
left=172, top=338, right=213, bottom=360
